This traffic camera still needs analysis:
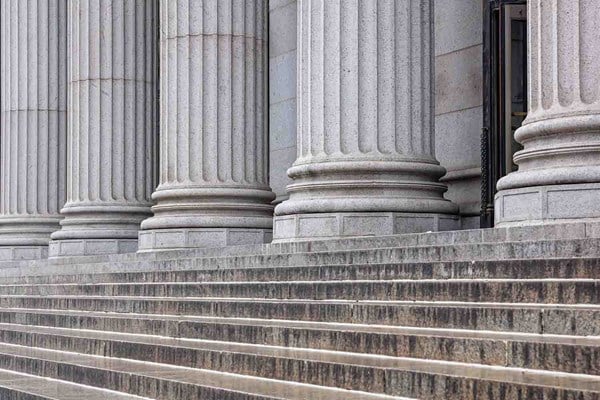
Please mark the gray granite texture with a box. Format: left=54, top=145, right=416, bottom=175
left=0, top=222, right=598, bottom=398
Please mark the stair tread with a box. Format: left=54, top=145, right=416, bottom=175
left=0, top=342, right=411, bottom=400
left=0, top=368, right=150, bottom=399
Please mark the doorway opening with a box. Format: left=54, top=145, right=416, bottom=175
left=481, top=0, right=527, bottom=228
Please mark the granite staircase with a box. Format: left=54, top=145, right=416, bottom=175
left=0, top=223, right=599, bottom=399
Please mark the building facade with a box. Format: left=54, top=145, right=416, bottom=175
left=0, top=0, right=599, bottom=259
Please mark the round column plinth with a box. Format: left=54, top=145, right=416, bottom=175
left=138, top=228, right=272, bottom=252
left=495, top=182, right=600, bottom=227
left=0, top=217, right=61, bottom=261
left=0, top=246, right=49, bottom=262
left=49, top=204, right=150, bottom=257
left=48, top=239, right=138, bottom=258
left=273, top=212, right=459, bottom=243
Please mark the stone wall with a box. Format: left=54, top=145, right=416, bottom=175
left=269, top=0, right=297, bottom=204
left=434, top=0, right=483, bottom=229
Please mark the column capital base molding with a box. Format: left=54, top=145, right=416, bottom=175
left=495, top=182, right=600, bottom=227
left=272, top=212, right=459, bottom=243
left=48, top=239, right=138, bottom=258
left=138, top=228, right=273, bottom=252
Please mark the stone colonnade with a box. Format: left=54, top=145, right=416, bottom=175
left=1, top=0, right=599, bottom=259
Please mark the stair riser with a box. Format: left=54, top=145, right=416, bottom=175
left=0, top=297, right=597, bottom=335
left=0, top=352, right=596, bottom=400
left=2, top=259, right=600, bottom=285
left=1, top=328, right=598, bottom=376
left=2, top=281, right=598, bottom=304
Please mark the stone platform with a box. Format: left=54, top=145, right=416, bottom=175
left=0, top=223, right=599, bottom=399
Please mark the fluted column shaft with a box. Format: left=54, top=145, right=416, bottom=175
left=49, top=0, right=158, bottom=256
left=138, top=0, right=274, bottom=251
left=495, top=0, right=600, bottom=226
left=273, top=0, right=457, bottom=241
left=0, top=0, right=67, bottom=260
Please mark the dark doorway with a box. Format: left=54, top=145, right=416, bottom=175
left=481, top=0, right=527, bottom=228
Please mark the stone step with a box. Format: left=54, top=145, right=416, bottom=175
left=14, top=221, right=593, bottom=269
left=2, top=238, right=600, bottom=284
left=0, top=369, right=151, bottom=400
left=0, top=342, right=416, bottom=400
left=0, top=341, right=596, bottom=399
left=0, top=296, right=598, bottom=335
left=3, top=308, right=600, bottom=372
left=3, top=258, right=600, bottom=285
left=0, top=320, right=598, bottom=376
left=0, top=278, right=598, bottom=304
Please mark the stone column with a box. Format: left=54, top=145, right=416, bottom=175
left=495, top=0, right=600, bottom=226
left=49, top=0, right=158, bottom=257
left=138, top=0, right=274, bottom=251
left=273, top=0, right=458, bottom=241
left=0, top=0, right=67, bottom=260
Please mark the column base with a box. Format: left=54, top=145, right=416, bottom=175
left=272, top=212, right=460, bottom=243
left=48, top=238, right=138, bottom=258
left=0, top=246, right=48, bottom=261
left=138, top=228, right=273, bottom=252
left=495, top=182, right=600, bottom=227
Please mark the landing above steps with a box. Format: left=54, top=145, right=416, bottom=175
left=2, top=221, right=600, bottom=278
left=0, top=222, right=599, bottom=399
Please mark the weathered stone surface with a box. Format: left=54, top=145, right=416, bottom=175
left=0, top=224, right=599, bottom=398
